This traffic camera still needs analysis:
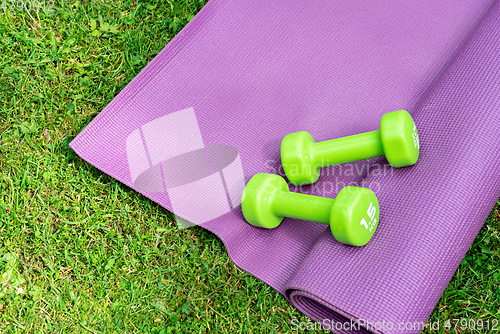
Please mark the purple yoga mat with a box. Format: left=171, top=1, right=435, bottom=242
left=70, top=0, right=500, bottom=332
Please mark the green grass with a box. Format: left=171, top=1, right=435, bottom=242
left=0, top=1, right=499, bottom=333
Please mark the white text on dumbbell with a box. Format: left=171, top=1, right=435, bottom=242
left=360, top=202, right=377, bottom=232
left=412, top=124, right=419, bottom=149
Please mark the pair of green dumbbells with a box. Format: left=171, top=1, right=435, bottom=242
left=241, top=110, right=420, bottom=246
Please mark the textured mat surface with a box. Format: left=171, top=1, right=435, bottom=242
left=70, top=0, right=500, bottom=332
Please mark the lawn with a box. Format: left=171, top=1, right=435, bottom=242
left=0, top=0, right=499, bottom=333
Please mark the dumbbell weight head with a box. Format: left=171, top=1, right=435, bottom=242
left=241, top=173, right=289, bottom=229
left=280, top=131, right=319, bottom=185
left=380, top=109, right=419, bottom=167
left=241, top=173, right=380, bottom=246
left=330, top=186, right=379, bottom=246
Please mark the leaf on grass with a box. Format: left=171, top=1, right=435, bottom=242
left=19, top=123, right=29, bottom=134
left=0, top=204, right=7, bottom=217
left=173, top=3, right=183, bottom=15
left=100, top=22, right=109, bottom=32
left=62, top=136, right=75, bottom=148
left=105, top=258, right=115, bottom=270
left=169, top=18, right=186, bottom=33
left=11, top=274, right=25, bottom=288
left=27, top=37, right=43, bottom=46
left=17, top=122, right=37, bottom=135
left=29, top=286, right=43, bottom=299
left=180, top=300, right=190, bottom=314
left=2, top=253, right=16, bottom=268
left=90, top=19, right=96, bottom=31
left=0, top=253, right=25, bottom=289
left=131, top=55, right=143, bottom=66
left=152, top=300, right=171, bottom=314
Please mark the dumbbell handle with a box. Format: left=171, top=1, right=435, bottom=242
left=273, top=192, right=334, bottom=224
left=313, top=130, right=384, bottom=167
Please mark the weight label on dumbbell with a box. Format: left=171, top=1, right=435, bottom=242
left=412, top=124, right=419, bottom=149
left=360, top=202, right=377, bottom=232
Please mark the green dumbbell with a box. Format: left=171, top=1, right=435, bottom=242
left=281, top=110, right=419, bottom=185
left=241, top=173, right=379, bottom=246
